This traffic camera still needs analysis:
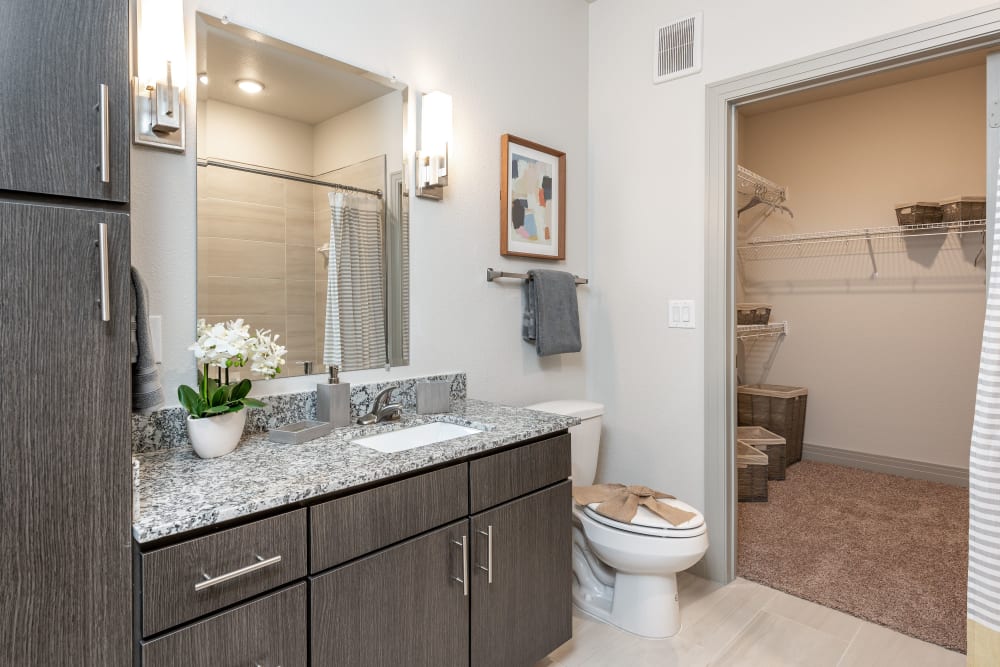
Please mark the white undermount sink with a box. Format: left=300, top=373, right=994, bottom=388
left=351, top=422, right=483, bottom=453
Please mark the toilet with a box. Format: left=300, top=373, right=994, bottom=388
left=526, top=400, right=709, bottom=639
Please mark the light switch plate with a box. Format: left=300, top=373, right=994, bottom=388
left=149, top=315, right=163, bottom=363
left=668, top=300, right=696, bottom=328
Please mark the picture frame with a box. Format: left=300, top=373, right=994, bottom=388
left=500, top=134, right=566, bottom=260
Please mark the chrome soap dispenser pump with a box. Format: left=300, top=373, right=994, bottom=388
left=316, top=365, right=351, bottom=427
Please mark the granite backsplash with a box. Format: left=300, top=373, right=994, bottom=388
left=132, top=372, right=467, bottom=453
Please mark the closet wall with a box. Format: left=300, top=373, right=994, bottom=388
left=738, top=64, right=986, bottom=471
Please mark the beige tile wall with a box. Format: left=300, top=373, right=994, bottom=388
left=197, top=167, right=319, bottom=378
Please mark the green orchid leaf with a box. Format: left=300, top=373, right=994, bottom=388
left=241, top=397, right=266, bottom=409
left=204, top=377, right=220, bottom=400
left=178, top=385, right=204, bottom=417
left=230, top=379, right=252, bottom=401
left=204, top=404, right=232, bottom=415
left=210, top=385, right=228, bottom=408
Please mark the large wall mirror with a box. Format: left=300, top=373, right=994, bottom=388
left=195, top=13, right=409, bottom=379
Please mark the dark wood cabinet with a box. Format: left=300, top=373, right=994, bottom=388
left=0, top=0, right=129, bottom=202
left=135, top=434, right=572, bottom=666
left=471, top=482, right=573, bottom=667
left=0, top=201, right=131, bottom=665
left=311, top=520, right=470, bottom=667
left=142, top=583, right=308, bottom=667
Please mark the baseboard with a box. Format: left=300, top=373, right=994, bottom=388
left=801, top=443, right=968, bottom=487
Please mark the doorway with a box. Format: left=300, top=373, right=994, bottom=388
left=702, top=4, right=1000, bottom=649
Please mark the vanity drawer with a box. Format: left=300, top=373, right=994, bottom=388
left=310, top=463, right=468, bottom=573
left=140, top=508, right=307, bottom=637
left=470, top=433, right=571, bottom=513
left=141, top=582, right=307, bottom=667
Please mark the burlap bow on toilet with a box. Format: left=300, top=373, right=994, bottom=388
left=573, top=484, right=697, bottom=526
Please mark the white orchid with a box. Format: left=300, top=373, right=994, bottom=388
left=247, top=328, right=287, bottom=378
left=189, top=318, right=252, bottom=368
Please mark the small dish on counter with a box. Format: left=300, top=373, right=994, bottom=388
left=268, top=420, right=333, bottom=444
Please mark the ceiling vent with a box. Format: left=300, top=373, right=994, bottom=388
left=653, top=13, right=702, bottom=84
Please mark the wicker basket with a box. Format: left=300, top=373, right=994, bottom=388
left=737, top=426, right=787, bottom=480
left=737, top=441, right=769, bottom=502
left=738, top=384, right=808, bottom=465
left=940, top=196, right=985, bottom=224
left=894, top=202, right=942, bottom=227
left=736, top=303, right=772, bottom=325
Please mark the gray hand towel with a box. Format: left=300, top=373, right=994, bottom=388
left=131, top=266, right=164, bottom=414
left=522, top=269, right=582, bottom=356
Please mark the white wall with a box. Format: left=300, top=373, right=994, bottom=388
left=587, top=1, right=992, bottom=510
left=313, top=91, right=403, bottom=176
left=131, top=0, right=590, bottom=406
left=739, top=66, right=985, bottom=469
left=201, top=99, right=314, bottom=173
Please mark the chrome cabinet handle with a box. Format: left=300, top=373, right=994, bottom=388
left=98, top=84, right=110, bottom=183
left=97, top=223, right=110, bottom=322
left=477, top=525, right=494, bottom=584
left=450, top=535, right=468, bottom=596
left=195, top=554, right=282, bottom=592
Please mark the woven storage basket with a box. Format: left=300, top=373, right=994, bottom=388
left=736, top=303, right=772, bottom=325
left=737, top=425, right=787, bottom=480
left=737, top=441, right=769, bottom=502
left=894, top=202, right=942, bottom=227
left=738, top=384, right=808, bottom=465
left=940, top=196, right=985, bottom=225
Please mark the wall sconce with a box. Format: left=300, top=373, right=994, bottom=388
left=415, top=91, right=452, bottom=200
left=133, top=0, right=186, bottom=151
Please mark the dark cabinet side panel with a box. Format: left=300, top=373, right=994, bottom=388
left=312, top=520, right=470, bottom=667
left=471, top=481, right=573, bottom=667
left=470, top=434, right=571, bottom=513
left=142, top=583, right=307, bottom=667
left=0, top=0, right=129, bottom=201
left=0, top=202, right=131, bottom=665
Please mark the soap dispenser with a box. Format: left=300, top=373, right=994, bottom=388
left=317, top=365, right=351, bottom=427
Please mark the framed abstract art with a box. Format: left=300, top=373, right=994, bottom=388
left=500, top=134, right=566, bottom=259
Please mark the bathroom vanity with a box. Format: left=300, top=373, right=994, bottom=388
left=132, top=400, right=576, bottom=666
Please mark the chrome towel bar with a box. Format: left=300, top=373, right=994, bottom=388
left=486, top=268, right=589, bottom=285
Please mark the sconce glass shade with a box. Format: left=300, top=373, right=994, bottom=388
left=420, top=91, right=452, bottom=159
left=416, top=91, right=452, bottom=199
left=133, top=0, right=186, bottom=151
left=136, top=0, right=186, bottom=90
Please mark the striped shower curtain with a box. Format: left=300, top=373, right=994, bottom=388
left=323, top=191, right=387, bottom=371
left=970, top=157, right=1000, bottom=664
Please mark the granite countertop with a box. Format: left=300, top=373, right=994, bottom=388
left=132, top=399, right=579, bottom=543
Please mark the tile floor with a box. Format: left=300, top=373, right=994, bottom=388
left=538, top=574, right=965, bottom=666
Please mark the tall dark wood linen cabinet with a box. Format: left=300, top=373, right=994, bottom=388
left=0, top=1, right=132, bottom=665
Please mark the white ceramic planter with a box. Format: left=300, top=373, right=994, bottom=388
left=187, top=410, right=247, bottom=459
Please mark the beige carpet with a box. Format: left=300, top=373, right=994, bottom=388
left=737, top=461, right=968, bottom=653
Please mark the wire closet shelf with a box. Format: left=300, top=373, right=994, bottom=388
left=737, top=166, right=788, bottom=207
left=738, top=219, right=985, bottom=251
left=736, top=322, right=788, bottom=341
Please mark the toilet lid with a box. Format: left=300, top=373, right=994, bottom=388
left=583, top=498, right=706, bottom=537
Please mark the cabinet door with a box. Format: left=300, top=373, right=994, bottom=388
left=311, top=520, right=470, bottom=667
left=142, top=583, right=307, bottom=667
left=0, top=201, right=131, bottom=665
left=0, top=0, right=129, bottom=201
left=471, top=481, right=572, bottom=667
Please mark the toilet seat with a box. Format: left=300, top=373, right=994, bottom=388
left=581, top=499, right=706, bottom=538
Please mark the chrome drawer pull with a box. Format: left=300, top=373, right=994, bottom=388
left=450, top=536, right=469, bottom=596
left=195, top=554, right=282, bottom=591
left=98, top=84, right=110, bottom=183
left=477, top=525, right=493, bottom=584
left=96, top=223, right=110, bottom=322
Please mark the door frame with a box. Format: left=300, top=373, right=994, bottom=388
left=703, top=5, right=1000, bottom=583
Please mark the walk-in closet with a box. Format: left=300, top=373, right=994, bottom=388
left=731, top=49, right=990, bottom=653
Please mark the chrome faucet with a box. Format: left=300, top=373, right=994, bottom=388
left=357, top=386, right=403, bottom=425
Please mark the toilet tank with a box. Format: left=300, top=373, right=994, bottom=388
left=525, top=400, right=604, bottom=485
